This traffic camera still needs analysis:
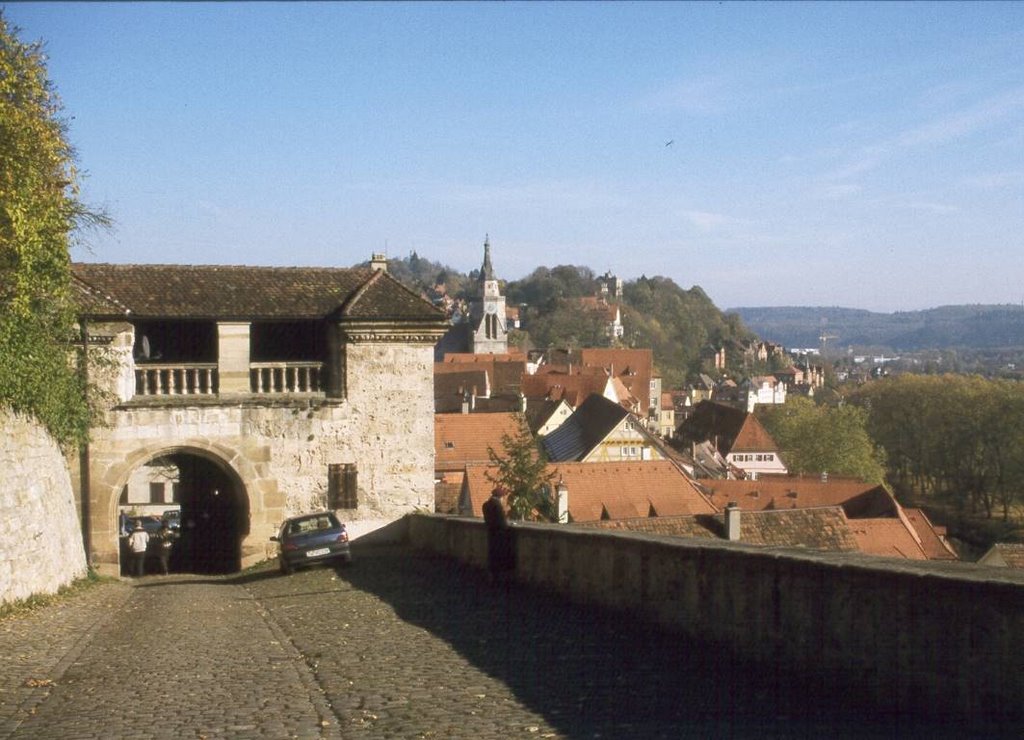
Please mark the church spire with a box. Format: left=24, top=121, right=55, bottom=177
left=480, top=234, right=495, bottom=282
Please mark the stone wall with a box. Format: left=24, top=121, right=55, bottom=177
left=0, top=410, right=88, bottom=604
left=407, top=513, right=1024, bottom=719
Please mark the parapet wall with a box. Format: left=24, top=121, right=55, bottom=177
left=407, top=513, right=1024, bottom=719
left=0, top=410, right=88, bottom=604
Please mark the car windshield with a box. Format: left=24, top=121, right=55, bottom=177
left=287, top=515, right=338, bottom=536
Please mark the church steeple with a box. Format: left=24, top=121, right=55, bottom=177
left=479, top=234, right=495, bottom=282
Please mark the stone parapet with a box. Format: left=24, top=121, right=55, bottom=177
left=408, top=513, right=1024, bottom=720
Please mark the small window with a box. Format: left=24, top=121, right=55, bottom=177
left=444, top=441, right=455, bottom=449
left=149, top=482, right=165, bottom=504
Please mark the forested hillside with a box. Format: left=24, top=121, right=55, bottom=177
left=371, top=254, right=754, bottom=387
left=734, top=305, right=1024, bottom=351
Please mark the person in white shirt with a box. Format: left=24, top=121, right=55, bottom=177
left=127, top=522, right=150, bottom=577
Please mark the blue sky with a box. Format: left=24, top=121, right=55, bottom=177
left=6, top=2, right=1024, bottom=312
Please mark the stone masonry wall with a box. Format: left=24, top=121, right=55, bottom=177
left=408, top=513, right=1024, bottom=720
left=0, top=409, right=88, bottom=604
left=84, top=341, right=437, bottom=574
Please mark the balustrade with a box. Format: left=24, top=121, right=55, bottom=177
left=249, top=362, right=323, bottom=393
left=135, top=364, right=218, bottom=396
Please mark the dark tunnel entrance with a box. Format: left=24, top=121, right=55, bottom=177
left=119, top=453, right=249, bottom=576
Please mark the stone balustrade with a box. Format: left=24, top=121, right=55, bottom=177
left=249, top=362, right=322, bottom=393
left=133, top=362, right=324, bottom=397
left=135, top=363, right=218, bottom=396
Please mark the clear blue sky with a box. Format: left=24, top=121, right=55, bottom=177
left=6, top=2, right=1024, bottom=312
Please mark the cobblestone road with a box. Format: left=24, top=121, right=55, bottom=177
left=0, top=545, right=1008, bottom=739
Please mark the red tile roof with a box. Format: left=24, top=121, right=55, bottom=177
left=901, top=508, right=958, bottom=560
left=701, top=477, right=896, bottom=517
left=459, top=460, right=715, bottom=521
left=848, top=518, right=927, bottom=560
left=435, top=413, right=524, bottom=473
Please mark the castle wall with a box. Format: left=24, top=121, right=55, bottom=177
left=0, top=410, right=88, bottom=604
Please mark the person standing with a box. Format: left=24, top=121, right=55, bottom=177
left=482, top=487, right=513, bottom=583
left=156, top=521, right=176, bottom=575
left=127, top=522, right=150, bottom=577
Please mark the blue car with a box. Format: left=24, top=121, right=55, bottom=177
left=271, top=512, right=352, bottom=575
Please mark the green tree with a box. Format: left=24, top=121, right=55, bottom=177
left=487, top=416, right=555, bottom=521
left=1, top=14, right=108, bottom=445
left=758, top=396, right=886, bottom=484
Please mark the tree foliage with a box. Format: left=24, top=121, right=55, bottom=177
left=850, top=375, right=1024, bottom=520
left=0, top=14, right=107, bottom=445
left=757, top=396, right=886, bottom=484
left=486, top=415, right=555, bottom=521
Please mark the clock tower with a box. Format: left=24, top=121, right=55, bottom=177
left=469, top=235, right=508, bottom=354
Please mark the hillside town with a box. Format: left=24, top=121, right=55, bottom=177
left=430, top=240, right=981, bottom=565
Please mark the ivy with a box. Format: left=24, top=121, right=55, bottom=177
left=0, top=13, right=108, bottom=446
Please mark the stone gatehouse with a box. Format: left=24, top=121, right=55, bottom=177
left=72, top=260, right=447, bottom=576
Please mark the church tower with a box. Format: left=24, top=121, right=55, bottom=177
left=469, top=235, right=508, bottom=354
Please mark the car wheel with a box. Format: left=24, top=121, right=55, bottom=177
left=280, top=559, right=292, bottom=575
left=338, top=555, right=353, bottom=567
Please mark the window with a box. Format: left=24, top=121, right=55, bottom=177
left=328, top=464, right=358, bottom=509
left=149, top=482, right=165, bottom=503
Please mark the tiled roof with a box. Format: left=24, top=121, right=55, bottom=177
left=435, top=412, right=523, bottom=473
left=979, top=543, right=1024, bottom=568
left=701, top=477, right=896, bottom=517
left=902, top=508, right=958, bottom=560
left=677, top=401, right=747, bottom=452
left=521, top=369, right=611, bottom=407
left=729, top=415, right=779, bottom=453
left=585, top=507, right=861, bottom=553
left=439, top=355, right=526, bottom=395
left=434, top=369, right=490, bottom=413
left=71, top=263, right=446, bottom=322
left=459, top=460, right=715, bottom=521
left=580, top=348, right=654, bottom=410
left=848, top=518, right=927, bottom=560
left=542, top=394, right=630, bottom=462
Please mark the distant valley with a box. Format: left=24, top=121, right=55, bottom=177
left=731, top=305, right=1024, bottom=352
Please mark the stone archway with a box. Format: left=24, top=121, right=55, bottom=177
left=96, top=442, right=264, bottom=577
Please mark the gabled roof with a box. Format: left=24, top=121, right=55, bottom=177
left=542, top=393, right=631, bottom=462
left=71, top=263, right=446, bottom=322
left=580, top=348, right=654, bottom=410
left=701, top=476, right=896, bottom=517
left=434, top=412, right=523, bottom=473
left=730, top=415, right=780, bottom=454
left=978, top=543, right=1024, bottom=568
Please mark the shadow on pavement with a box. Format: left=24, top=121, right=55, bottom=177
left=329, top=544, right=995, bottom=739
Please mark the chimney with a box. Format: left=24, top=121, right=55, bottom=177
left=724, top=502, right=741, bottom=541
left=555, top=477, right=569, bottom=523
left=461, top=391, right=470, bottom=415
left=518, top=391, right=527, bottom=413
left=821, top=470, right=828, bottom=483
left=470, top=386, right=477, bottom=411
left=370, top=252, right=388, bottom=272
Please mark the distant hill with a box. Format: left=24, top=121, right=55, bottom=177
left=372, top=253, right=754, bottom=386
left=732, top=305, right=1024, bottom=351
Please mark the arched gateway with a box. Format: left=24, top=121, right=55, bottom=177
left=73, top=260, right=447, bottom=577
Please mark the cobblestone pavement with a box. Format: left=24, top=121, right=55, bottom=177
left=0, top=545, right=1010, bottom=739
